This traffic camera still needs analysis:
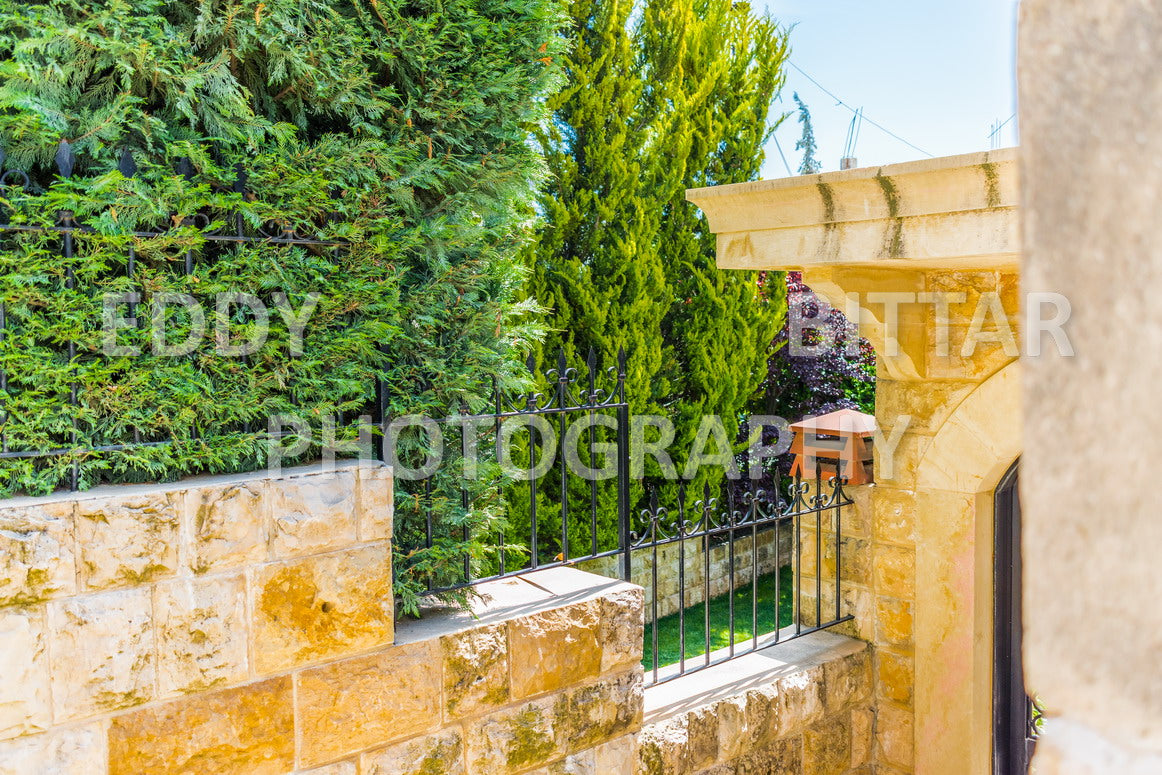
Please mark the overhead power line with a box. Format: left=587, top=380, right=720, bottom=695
left=787, top=61, right=935, bottom=159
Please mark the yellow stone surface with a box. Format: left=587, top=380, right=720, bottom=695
left=508, top=599, right=603, bottom=699
left=154, top=574, right=249, bottom=697
left=442, top=622, right=509, bottom=719
left=874, top=597, right=913, bottom=649
left=75, top=491, right=180, bottom=591
left=296, top=641, right=441, bottom=767
left=361, top=729, right=464, bottom=775
left=48, top=587, right=155, bottom=721
left=875, top=651, right=915, bottom=707
left=876, top=703, right=914, bottom=770
left=0, top=722, right=107, bottom=775
left=251, top=542, right=393, bottom=674
left=0, top=607, right=50, bottom=740
left=268, top=470, right=357, bottom=558
left=873, top=546, right=915, bottom=601
left=107, top=676, right=294, bottom=775
left=872, top=488, right=917, bottom=546
left=186, top=480, right=266, bottom=574
left=356, top=464, right=394, bottom=542
left=0, top=501, right=75, bottom=606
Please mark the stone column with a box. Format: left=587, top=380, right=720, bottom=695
left=687, top=150, right=1022, bottom=775
left=1021, top=2, right=1162, bottom=771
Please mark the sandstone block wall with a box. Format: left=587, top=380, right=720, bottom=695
left=0, top=462, right=394, bottom=774
left=637, top=635, right=875, bottom=775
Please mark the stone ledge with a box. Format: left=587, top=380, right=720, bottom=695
left=643, top=631, right=866, bottom=725
left=639, top=632, right=873, bottom=775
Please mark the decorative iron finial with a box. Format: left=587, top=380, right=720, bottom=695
left=525, top=353, right=536, bottom=375
left=118, top=148, right=137, bottom=178
left=586, top=346, right=596, bottom=372
left=617, top=346, right=627, bottom=376
left=55, top=140, right=75, bottom=178
left=556, top=347, right=567, bottom=375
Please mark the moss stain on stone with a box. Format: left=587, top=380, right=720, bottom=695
left=816, top=181, right=837, bottom=228
left=980, top=161, right=1001, bottom=208
left=504, top=706, right=555, bottom=769
left=875, top=171, right=905, bottom=258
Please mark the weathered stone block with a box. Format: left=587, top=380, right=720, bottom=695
left=251, top=542, right=393, bottom=674
left=361, top=729, right=465, bottom=775
left=0, top=501, right=75, bottom=606
left=872, top=487, right=917, bottom=547
left=442, top=623, right=509, bottom=720
left=600, top=586, right=644, bottom=673
left=0, top=722, right=107, bottom=775
left=0, top=607, right=50, bottom=740
left=297, top=641, right=441, bottom=767
left=715, top=695, right=750, bottom=761
left=49, top=587, right=155, bottom=721
left=75, top=491, right=180, bottom=591
left=154, top=574, right=248, bottom=697
left=465, top=671, right=640, bottom=774
left=509, top=600, right=602, bottom=699
left=875, top=649, right=914, bottom=706
left=875, top=596, right=913, bottom=648
left=186, top=480, right=266, bottom=574
left=300, top=762, right=358, bottom=775
left=464, top=697, right=560, bottom=774
left=593, top=734, right=637, bottom=774
left=824, top=648, right=872, bottom=712
left=357, top=464, right=394, bottom=542
left=268, top=470, right=357, bottom=558
left=733, top=736, right=800, bottom=775
left=552, top=670, right=642, bottom=754
left=803, top=713, right=852, bottom=775
left=876, top=702, right=914, bottom=769
left=107, top=676, right=294, bottom=775
left=873, top=545, right=915, bottom=600
left=771, top=665, right=825, bottom=739
left=851, top=707, right=874, bottom=767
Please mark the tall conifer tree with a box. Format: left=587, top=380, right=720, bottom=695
left=523, top=0, right=789, bottom=546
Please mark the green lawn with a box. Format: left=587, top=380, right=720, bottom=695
left=642, top=564, right=795, bottom=669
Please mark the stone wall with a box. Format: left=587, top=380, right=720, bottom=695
left=581, top=524, right=792, bottom=620
left=0, top=462, right=395, bottom=774
left=637, top=632, right=875, bottom=775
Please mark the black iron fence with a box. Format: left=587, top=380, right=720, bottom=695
left=400, top=349, right=855, bottom=686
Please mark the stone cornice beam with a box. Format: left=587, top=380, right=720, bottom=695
left=687, top=149, right=1020, bottom=381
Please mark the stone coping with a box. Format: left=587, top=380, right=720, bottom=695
left=396, top=566, right=638, bottom=645
left=643, top=630, right=866, bottom=724
left=0, top=459, right=390, bottom=508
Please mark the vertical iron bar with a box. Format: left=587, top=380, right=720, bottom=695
left=650, top=489, right=659, bottom=685
left=677, top=482, right=686, bottom=674
left=494, top=378, right=505, bottom=575
left=615, top=348, right=630, bottom=582
left=557, top=351, right=568, bottom=564
left=587, top=348, right=598, bottom=558
left=835, top=482, right=843, bottom=622
left=64, top=223, right=78, bottom=491
left=528, top=419, right=538, bottom=570
left=0, top=302, right=6, bottom=454
left=751, top=483, right=758, bottom=650
left=461, top=402, right=471, bottom=585
left=794, top=476, right=802, bottom=636
left=727, top=485, right=736, bottom=657
left=815, top=468, right=822, bottom=629
left=703, top=484, right=711, bottom=667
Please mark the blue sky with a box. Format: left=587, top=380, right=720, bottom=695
left=759, top=0, right=1020, bottom=178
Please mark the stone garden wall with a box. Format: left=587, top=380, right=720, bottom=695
left=0, top=461, right=395, bottom=774
left=637, top=633, right=875, bottom=775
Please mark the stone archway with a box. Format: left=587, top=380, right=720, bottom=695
left=912, top=359, right=1021, bottom=775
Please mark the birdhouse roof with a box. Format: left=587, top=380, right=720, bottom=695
left=789, top=408, right=877, bottom=435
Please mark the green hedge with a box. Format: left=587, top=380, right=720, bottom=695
left=0, top=0, right=566, bottom=612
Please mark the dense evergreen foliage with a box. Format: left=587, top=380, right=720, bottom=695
left=521, top=0, right=790, bottom=550
left=0, top=0, right=566, bottom=612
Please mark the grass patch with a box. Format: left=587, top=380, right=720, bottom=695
left=642, top=564, right=795, bottom=669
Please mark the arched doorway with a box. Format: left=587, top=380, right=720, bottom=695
left=993, top=461, right=1041, bottom=773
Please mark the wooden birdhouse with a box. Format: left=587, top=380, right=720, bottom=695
left=789, top=408, right=877, bottom=485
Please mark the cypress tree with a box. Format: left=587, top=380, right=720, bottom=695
left=523, top=0, right=789, bottom=549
